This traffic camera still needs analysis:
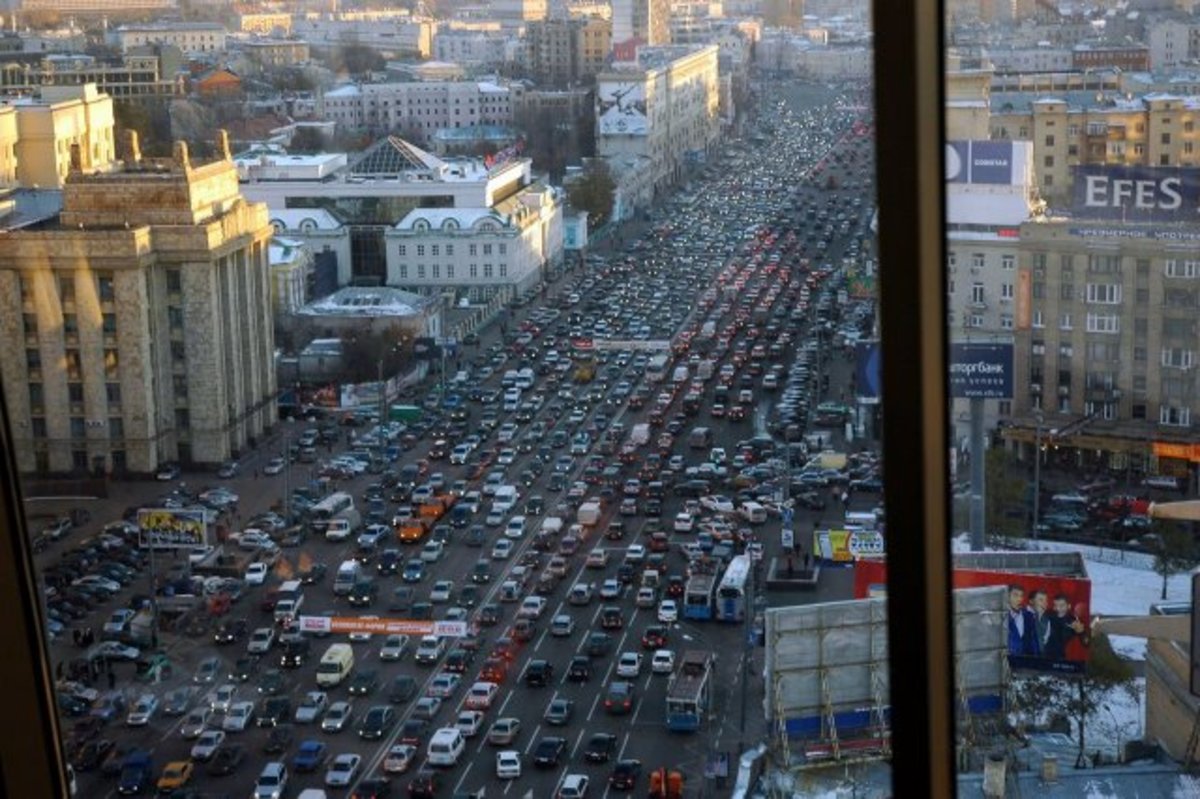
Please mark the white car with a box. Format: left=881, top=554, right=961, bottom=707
left=236, top=530, right=274, bottom=550
left=209, top=683, right=237, bottom=713
left=383, top=743, right=418, bottom=774
left=74, top=575, right=121, bottom=593
left=625, top=544, right=647, bottom=564
left=126, top=693, right=159, bottom=726
left=263, top=457, right=286, bottom=476
left=321, top=701, right=354, bottom=733
left=247, top=627, right=275, bottom=654
left=379, top=634, right=409, bottom=662
left=430, top=580, right=454, bottom=603
left=496, top=750, right=522, bottom=780
left=88, top=641, right=140, bottom=662
left=294, top=691, right=328, bottom=724
left=617, top=651, right=642, bottom=678
left=421, top=540, right=445, bottom=563
left=491, top=539, right=514, bottom=559
left=674, top=512, right=695, bottom=532
left=190, top=728, right=225, bottom=761
left=497, top=448, right=517, bottom=465
left=465, top=681, right=499, bottom=711
left=456, top=709, right=485, bottom=737
left=658, top=599, right=679, bottom=623
left=244, top=562, right=270, bottom=585
left=700, top=495, right=735, bottom=514
left=550, top=614, right=575, bottom=636
left=600, top=578, right=622, bottom=600
left=504, top=515, right=527, bottom=539
left=651, top=649, right=676, bottom=674
left=325, top=753, right=362, bottom=787
left=103, top=608, right=136, bottom=637
left=223, top=700, right=255, bottom=732
left=348, top=616, right=378, bottom=641
left=518, top=596, right=547, bottom=619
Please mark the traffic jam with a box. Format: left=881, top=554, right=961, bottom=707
left=52, top=83, right=878, bottom=799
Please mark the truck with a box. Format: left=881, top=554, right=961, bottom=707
left=630, top=423, right=651, bottom=447
left=540, top=516, right=565, bottom=536
left=577, top=501, right=602, bottom=527
left=672, top=365, right=690, bottom=385
left=696, top=359, right=715, bottom=381
left=389, top=404, right=422, bottom=423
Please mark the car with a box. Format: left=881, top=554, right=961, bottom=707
left=263, top=724, right=294, bottom=756
left=525, top=659, right=554, bottom=688
left=457, top=709, right=485, bottom=737
left=600, top=578, right=622, bottom=599
left=247, top=627, right=276, bottom=654
left=348, top=669, right=380, bottom=696
left=585, top=549, right=609, bottom=569
left=263, top=457, right=286, bottom=476
left=585, top=632, right=613, bottom=658
left=651, top=649, right=676, bottom=674
left=487, top=717, right=521, bottom=746
left=408, top=768, right=441, bottom=799
left=413, top=696, right=442, bottom=720
left=492, top=539, right=514, bottom=559
left=223, top=700, right=256, bottom=732
left=610, top=759, right=643, bottom=791
left=294, top=691, right=328, bottom=724
left=559, top=774, right=590, bottom=799
left=88, top=641, right=140, bottom=662
left=429, top=579, right=454, bottom=603
left=420, top=540, right=445, bottom=563
left=533, top=736, right=567, bottom=768
left=414, top=635, right=445, bottom=664
left=465, top=681, right=499, bottom=711
left=358, top=705, right=397, bottom=740
left=162, top=686, right=198, bottom=717
left=103, top=608, right=136, bottom=637
left=179, top=708, right=212, bottom=740
left=642, top=625, right=667, bottom=649
left=156, top=760, right=194, bottom=793
left=125, top=693, right=159, bottom=726
left=206, top=742, right=246, bottom=776
left=496, top=749, right=523, bottom=779
left=321, top=701, right=354, bottom=733
left=544, top=697, right=574, bottom=726
left=325, top=752, right=363, bottom=787
left=244, top=562, right=270, bottom=585
left=380, top=633, right=409, bottom=661
left=584, top=732, right=618, bottom=763
left=190, top=729, right=225, bottom=762
left=352, top=776, right=393, bottom=799
left=213, top=618, right=249, bottom=645
left=635, top=586, right=657, bottom=608
left=601, top=606, right=623, bottom=629
left=617, top=651, right=642, bottom=678
left=257, top=669, right=286, bottom=697
left=253, top=761, right=288, bottom=799
left=550, top=614, right=575, bottom=637
left=567, top=655, right=592, bottom=683
left=258, top=696, right=291, bottom=727
left=428, top=672, right=461, bottom=698
left=402, top=559, right=426, bottom=583
left=658, top=599, right=679, bottom=623
left=383, top=743, right=418, bottom=774
left=292, top=739, right=328, bottom=773
left=605, top=681, right=635, bottom=715
left=388, top=675, right=419, bottom=704
left=398, top=718, right=430, bottom=748
left=518, top=595, right=547, bottom=619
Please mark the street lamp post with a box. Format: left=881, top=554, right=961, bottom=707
left=1032, top=411, right=1043, bottom=540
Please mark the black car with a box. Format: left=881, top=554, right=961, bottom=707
left=230, top=655, right=260, bottom=682
left=533, top=736, right=567, bottom=768
left=71, top=738, right=114, bottom=772
left=466, top=526, right=487, bottom=547
left=348, top=579, right=378, bottom=607
left=566, top=655, right=592, bottom=683
left=257, top=696, right=291, bottom=727
left=584, top=732, right=618, bottom=763
left=262, top=723, right=294, bottom=754
left=444, top=648, right=474, bottom=673
left=471, top=559, right=492, bottom=583
left=278, top=634, right=310, bottom=668
left=398, top=718, right=430, bottom=746
left=601, top=606, right=623, bottom=629
left=524, top=495, right=545, bottom=515
left=354, top=776, right=393, bottom=799
left=376, top=549, right=401, bottom=575
left=348, top=669, right=379, bottom=696
left=642, top=625, right=668, bottom=649
left=525, top=659, right=554, bottom=687
left=610, top=759, right=643, bottom=791
left=299, top=562, right=328, bottom=585
left=358, top=705, right=396, bottom=740
left=213, top=618, right=248, bottom=644
left=206, top=743, right=246, bottom=776
left=478, top=603, right=502, bottom=626
left=388, top=675, right=418, bottom=704
left=408, top=768, right=441, bottom=799
left=585, top=632, right=613, bottom=657
left=457, top=585, right=480, bottom=608
left=257, top=669, right=285, bottom=696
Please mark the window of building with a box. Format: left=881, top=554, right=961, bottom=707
left=28, top=383, right=43, bottom=409
left=167, top=307, right=183, bottom=329
left=470, top=263, right=478, bottom=278
left=1032, top=340, right=1046, bottom=355
left=69, top=417, right=85, bottom=439
left=948, top=252, right=956, bottom=268
left=1044, top=134, right=1054, bottom=147
left=1088, top=254, right=1120, bottom=274
left=483, top=263, right=494, bottom=278
left=97, top=273, right=114, bottom=301
left=432, top=264, right=440, bottom=279
left=31, top=417, right=46, bottom=439
left=1160, top=405, right=1191, bottom=426
left=68, top=383, right=84, bottom=405
left=417, top=264, right=426, bottom=279
left=1059, top=313, right=1072, bottom=330
left=175, top=409, right=190, bottom=430
left=970, top=253, right=984, bottom=269
left=1166, top=259, right=1200, bottom=278
left=103, top=349, right=119, bottom=379
left=102, top=313, right=117, bottom=335
left=968, top=314, right=983, bottom=328
left=108, top=418, right=123, bottom=440
left=1032, top=253, right=1047, bottom=271
left=1085, top=313, right=1120, bottom=334
left=1001, top=255, right=1014, bottom=270
left=1032, top=281, right=1045, bottom=299
left=398, top=244, right=407, bottom=257
left=498, top=243, right=507, bottom=255
left=1000, top=283, right=1013, bottom=300
left=58, top=276, right=74, bottom=303
left=1060, top=283, right=1074, bottom=301
left=483, top=243, right=493, bottom=256
left=431, top=244, right=440, bottom=257
left=1134, top=143, right=1145, bottom=156
left=22, top=314, right=36, bottom=335
left=1000, top=314, right=1013, bottom=330
left=469, top=244, right=477, bottom=256
left=1085, top=283, right=1121, bottom=304
left=1032, top=310, right=1044, bottom=328
left=1045, top=175, right=1053, bottom=186
left=446, top=264, right=455, bottom=279
left=446, top=244, right=454, bottom=256
left=62, top=314, right=77, bottom=337
left=416, top=245, right=425, bottom=257
left=166, top=269, right=181, bottom=293
left=1162, top=348, right=1195, bottom=369
left=970, top=283, right=984, bottom=304
left=1043, top=155, right=1054, bottom=168
left=1162, top=132, right=1172, bottom=145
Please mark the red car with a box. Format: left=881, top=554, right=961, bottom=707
left=641, top=625, right=667, bottom=650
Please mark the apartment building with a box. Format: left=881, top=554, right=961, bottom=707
left=291, top=16, right=434, bottom=59
left=612, top=0, right=671, bottom=50
left=524, top=16, right=612, bottom=88
left=0, top=133, right=276, bottom=474
left=321, top=81, right=514, bottom=136
left=0, top=84, right=116, bottom=189
left=433, top=30, right=515, bottom=69
left=0, top=53, right=184, bottom=100
left=112, top=22, right=227, bottom=55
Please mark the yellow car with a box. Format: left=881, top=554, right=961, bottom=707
left=156, top=760, right=194, bottom=792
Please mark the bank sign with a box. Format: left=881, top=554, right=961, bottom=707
left=949, top=343, right=1013, bottom=399
left=1072, top=165, right=1200, bottom=222
left=946, top=141, right=1022, bottom=185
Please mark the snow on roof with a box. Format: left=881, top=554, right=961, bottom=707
left=298, top=286, right=430, bottom=317
left=269, top=237, right=308, bottom=266
left=324, top=83, right=362, bottom=98
left=270, top=208, right=344, bottom=231
left=394, top=207, right=507, bottom=231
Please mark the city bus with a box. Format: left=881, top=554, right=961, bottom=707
left=683, top=574, right=717, bottom=621
left=309, top=491, right=355, bottom=534
left=715, top=555, right=751, bottom=623
left=665, top=650, right=714, bottom=732
left=646, top=353, right=671, bottom=383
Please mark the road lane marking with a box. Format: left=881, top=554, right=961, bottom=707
left=523, top=723, right=541, bottom=755
left=452, top=761, right=474, bottom=794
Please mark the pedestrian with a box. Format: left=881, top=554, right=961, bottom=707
left=73, top=628, right=81, bottom=647
left=107, top=668, right=116, bottom=690
left=786, top=556, right=793, bottom=578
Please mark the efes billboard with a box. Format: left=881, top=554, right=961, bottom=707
left=1072, top=165, right=1200, bottom=222
left=946, top=141, right=1030, bottom=185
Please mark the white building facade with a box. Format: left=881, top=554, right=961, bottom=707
left=320, top=81, right=514, bottom=135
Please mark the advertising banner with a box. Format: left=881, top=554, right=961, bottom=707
left=949, top=343, right=1014, bottom=399
left=1071, top=165, right=1200, bottom=223
left=854, top=560, right=1092, bottom=674
left=854, top=341, right=882, bottom=400
left=137, top=508, right=208, bottom=549
left=946, top=141, right=1020, bottom=185
left=812, top=529, right=885, bottom=563
left=597, top=80, right=649, bottom=136
left=296, top=616, right=468, bottom=637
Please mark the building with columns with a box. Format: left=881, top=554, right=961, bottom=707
left=0, top=132, right=276, bottom=475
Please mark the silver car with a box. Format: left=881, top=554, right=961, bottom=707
left=321, top=701, right=353, bottom=733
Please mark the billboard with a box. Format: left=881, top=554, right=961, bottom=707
left=812, top=529, right=885, bottom=563
left=1072, top=165, right=1200, bottom=223
left=854, top=341, right=881, bottom=399
left=946, top=140, right=1027, bottom=185
left=854, top=558, right=1092, bottom=675
left=597, top=80, right=648, bottom=136
left=296, top=616, right=468, bottom=637
left=137, top=508, right=208, bottom=549
left=949, top=343, right=1013, bottom=399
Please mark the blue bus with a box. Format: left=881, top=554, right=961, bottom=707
left=715, top=555, right=751, bottom=623
left=683, top=574, right=717, bottom=621
left=666, top=650, right=714, bottom=732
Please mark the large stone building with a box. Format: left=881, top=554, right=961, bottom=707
left=0, top=84, right=116, bottom=189
left=595, top=44, right=720, bottom=211
left=111, top=22, right=227, bottom=55
left=523, top=16, right=612, bottom=88
left=320, top=80, right=514, bottom=137
left=433, top=29, right=515, bottom=69
left=612, top=0, right=671, bottom=50
left=0, top=52, right=185, bottom=100
left=292, top=16, right=434, bottom=60
left=0, top=132, right=276, bottom=475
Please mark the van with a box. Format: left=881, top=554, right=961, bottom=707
left=333, top=560, right=362, bottom=596
left=325, top=509, right=362, bottom=541
left=316, top=643, right=354, bottom=687
left=515, top=368, right=535, bottom=390
left=503, top=389, right=521, bottom=412
left=688, top=427, right=713, bottom=449
left=501, top=370, right=520, bottom=389
left=274, top=580, right=304, bottom=625
left=493, top=485, right=519, bottom=513
left=427, top=727, right=466, bottom=766
left=739, top=501, right=767, bottom=524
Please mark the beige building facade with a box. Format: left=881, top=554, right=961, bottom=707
left=0, top=134, right=276, bottom=475
left=524, top=16, right=612, bottom=88
left=2, top=84, right=116, bottom=190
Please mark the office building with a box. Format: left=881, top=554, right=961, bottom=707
left=111, top=22, right=227, bottom=55
left=611, top=0, right=671, bottom=50
left=433, top=30, right=515, bottom=69
left=524, top=15, right=612, bottom=87
left=0, top=132, right=276, bottom=474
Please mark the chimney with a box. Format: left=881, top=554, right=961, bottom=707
left=68, top=142, right=83, bottom=174
left=172, top=140, right=191, bottom=171
left=216, top=128, right=232, bottom=161
left=125, top=129, right=142, bottom=165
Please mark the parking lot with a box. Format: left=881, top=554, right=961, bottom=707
left=39, top=78, right=881, bottom=799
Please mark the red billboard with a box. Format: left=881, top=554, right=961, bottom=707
left=855, top=559, right=1092, bottom=675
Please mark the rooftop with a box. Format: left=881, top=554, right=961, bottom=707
left=350, top=135, right=446, bottom=176
left=298, top=285, right=431, bottom=318
left=269, top=208, right=344, bottom=231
